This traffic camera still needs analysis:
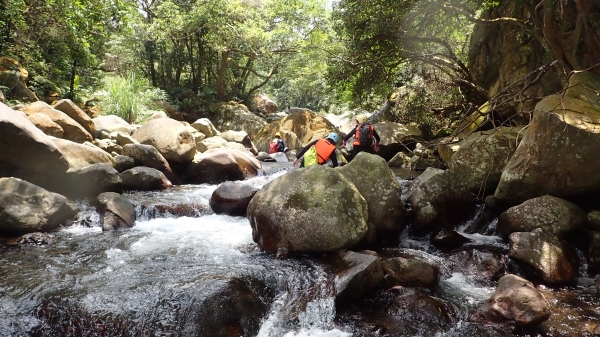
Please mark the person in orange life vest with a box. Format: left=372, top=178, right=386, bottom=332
left=343, top=115, right=380, bottom=158
left=293, top=132, right=340, bottom=168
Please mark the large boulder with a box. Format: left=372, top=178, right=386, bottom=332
left=191, top=118, right=219, bottom=138
left=247, top=165, right=368, bottom=253
left=382, top=256, right=439, bottom=288
left=52, top=99, right=96, bottom=135
left=469, top=274, right=551, bottom=330
left=445, top=249, right=506, bottom=283
left=495, top=72, right=600, bottom=206
left=0, top=57, right=38, bottom=102
left=132, top=118, right=196, bottom=164
left=19, top=101, right=93, bottom=143
left=0, top=102, right=69, bottom=176
left=449, top=126, right=524, bottom=195
left=509, top=229, right=578, bottom=285
left=0, top=177, right=79, bottom=235
left=406, top=167, right=476, bottom=232
left=338, top=152, right=406, bottom=245
left=497, top=195, right=586, bottom=239
left=57, top=163, right=123, bottom=200
left=386, top=288, right=457, bottom=329
left=183, top=149, right=261, bottom=184
left=208, top=102, right=266, bottom=140
left=219, top=130, right=259, bottom=155
left=253, top=111, right=340, bottom=153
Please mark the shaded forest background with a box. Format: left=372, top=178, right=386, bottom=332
left=0, top=0, right=598, bottom=136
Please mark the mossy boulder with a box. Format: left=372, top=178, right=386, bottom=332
left=247, top=165, right=368, bottom=254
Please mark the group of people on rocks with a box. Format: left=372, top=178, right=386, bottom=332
left=284, top=114, right=380, bottom=168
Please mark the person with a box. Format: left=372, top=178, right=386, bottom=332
left=293, top=132, right=340, bottom=168
left=269, top=132, right=287, bottom=153
left=343, top=115, right=380, bottom=158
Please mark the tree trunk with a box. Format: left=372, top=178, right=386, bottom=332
left=216, top=51, right=229, bottom=101
left=68, top=60, right=77, bottom=98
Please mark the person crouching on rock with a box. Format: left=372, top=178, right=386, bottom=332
left=293, top=132, right=340, bottom=168
left=343, top=114, right=380, bottom=159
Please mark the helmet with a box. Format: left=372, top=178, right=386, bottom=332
left=275, top=132, right=281, bottom=137
left=356, top=115, right=368, bottom=123
left=327, top=132, right=339, bottom=143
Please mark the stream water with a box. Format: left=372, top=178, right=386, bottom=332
left=0, top=163, right=598, bottom=336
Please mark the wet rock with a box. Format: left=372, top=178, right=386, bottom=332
left=509, top=229, right=578, bottom=285
left=326, top=250, right=384, bottom=306
left=255, top=152, right=276, bottom=162
left=445, top=249, right=506, bottom=282
left=431, top=228, right=473, bottom=251
left=497, top=195, right=586, bottom=239
left=209, top=181, right=258, bottom=216
left=95, top=192, right=136, bottom=231
left=16, top=232, right=56, bottom=245
left=387, top=288, right=457, bottom=328
left=469, top=274, right=551, bottom=330
left=586, top=231, right=600, bottom=269
left=596, top=275, right=600, bottom=296
left=247, top=165, right=368, bottom=253
left=268, top=152, right=289, bottom=163
left=382, top=256, right=439, bottom=287
left=588, top=211, right=600, bottom=232
left=0, top=177, right=79, bottom=235
left=121, top=166, right=172, bottom=191
left=181, top=277, right=273, bottom=337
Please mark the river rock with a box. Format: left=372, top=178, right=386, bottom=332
left=121, top=143, right=179, bottom=184
left=255, top=152, right=276, bottom=162
left=497, top=195, right=586, bottom=239
left=52, top=137, right=114, bottom=170
left=251, top=91, right=278, bottom=115
left=181, top=277, right=272, bottom=337
left=338, top=152, right=406, bottom=245
left=431, top=229, right=473, bottom=251
left=469, top=274, right=551, bottom=329
left=52, top=99, right=96, bottom=135
left=220, top=130, right=259, bottom=155
left=387, top=288, right=457, bottom=329
left=0, top=177, right=79, bottom=235
left=445, top=249, right=506, bottom=282
left=588, top=211, right=600, bottom=232
left=382, top=256, right=439, bottom=287
left=120, top=167, right=172, bottom=191
left=59, top=163, right=123, bottom=200
left=509, top=229, right=578, bottom=285
left=585, top=231, right=600, bottom=269
left=326, top=250, right=384, bottom=306
left=494, top=72, right=600, bottom=206
left=19, top=101, right=93, bottom=143
left=95, top=192, right=136, bottom=231
left=132, top=118, right=196, bottom=164
left=0, top=102, right=70, bottom=177
left=247, top=165, right=368, bottom=253
left=209, top=181, right=258, bottom=216
left=372, top=121, right=423, bottom=161
left=93, top=115, right=133, bottom=135
left=113, top=155, right=135, bottom=172
left=198, top=136, right=227, bottom=152
left=208, top=102, right=267, bottom=140
left=184, top=149, right=261, bottom=184
left=596, top=275, right=600, bottom=296
left=191, top=118, right=219, bottom=138
left=115, top=132, right=139, bottom=146
left=27, top=113, right=64, bottom=138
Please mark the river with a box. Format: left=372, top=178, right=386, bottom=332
left=0, top=163, right=598, bottom=336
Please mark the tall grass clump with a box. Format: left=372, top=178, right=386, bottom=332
left=100, top=73, right=166, bottom=123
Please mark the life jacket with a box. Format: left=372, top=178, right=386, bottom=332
left=353, top=123, right=374, bottom=147
left=268, top=140, right=279, bottom=154
left=314, top=138, right=336, bottom=164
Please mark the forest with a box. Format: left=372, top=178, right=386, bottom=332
left=1, top=0, right=597, bottom=135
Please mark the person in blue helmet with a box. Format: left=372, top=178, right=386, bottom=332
left=293, top=132, right=340, bottom=168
